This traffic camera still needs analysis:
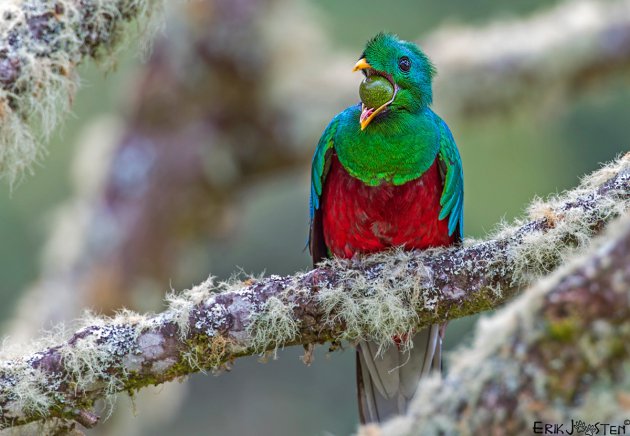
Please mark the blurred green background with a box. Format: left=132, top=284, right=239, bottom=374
left=0, top=0, right=628, bottom=435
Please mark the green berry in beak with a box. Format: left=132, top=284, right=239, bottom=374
left=359, top=75, right=394, bottom=109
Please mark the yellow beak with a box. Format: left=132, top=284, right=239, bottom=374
left=353, top=58, right=396, bottom=130
left=352, top=58, right=371, bottom=72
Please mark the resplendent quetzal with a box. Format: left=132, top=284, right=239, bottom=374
left=309, top=33, right=464, bottom=423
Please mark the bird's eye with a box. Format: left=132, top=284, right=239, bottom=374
left=398, top=56, right=411, bottom=72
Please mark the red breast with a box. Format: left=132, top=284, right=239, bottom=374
left=321, top=154, right=455, bottom=258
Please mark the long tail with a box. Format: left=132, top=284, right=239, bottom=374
left=356, top=325, right=442, bottom=423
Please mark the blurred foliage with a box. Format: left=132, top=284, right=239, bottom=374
left=0, top=57, right=139, bottom=321
left=0, top=0, right=628, bottom=435
left=314, top=0, right=561, bottom=47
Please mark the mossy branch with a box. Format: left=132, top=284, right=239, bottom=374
left=0, top=0, right=161, bottom=184
left=368, top=210, right=630, bottom=436
left=0, top=155, right=627, bottom=430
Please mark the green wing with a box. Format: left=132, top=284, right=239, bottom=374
left=436, top=118, right=464, bottom=240
left=309, top=115, right=339, bottom=264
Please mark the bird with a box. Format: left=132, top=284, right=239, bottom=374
left=308, top=33, right=463, bottom=424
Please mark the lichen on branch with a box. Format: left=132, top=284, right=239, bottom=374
left=0, top=154, right=627, bottom=430
left=0, top=0, right=161, bottom=184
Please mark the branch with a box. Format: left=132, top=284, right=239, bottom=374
left=0, top=0, right=161, bottom=183
left=368, top=206, right=630, bottom=436
left=0, top=154, right=627, bottom=429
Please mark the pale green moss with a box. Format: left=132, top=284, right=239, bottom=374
left=499, top=153, right=629, bottom=283
left=248, top=297, right=300, bottom=356
left=318, top=249, right=427, bottom=353
left=166, top=277, right=220, bottom=340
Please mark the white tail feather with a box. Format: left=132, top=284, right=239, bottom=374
left=357, top=325, right=442, bottom=423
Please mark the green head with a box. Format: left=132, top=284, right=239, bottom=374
left=354, top=33, right=436, bottom=130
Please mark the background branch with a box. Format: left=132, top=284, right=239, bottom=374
left=0, top=154, right=627, bottom=430
left=0, top=0, right=161, bottom=183
left=429, top=0, right=630, bottom=118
